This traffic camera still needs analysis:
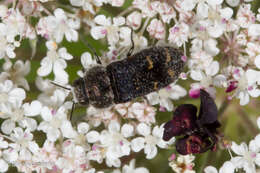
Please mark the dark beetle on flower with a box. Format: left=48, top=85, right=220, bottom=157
left=163, top=89, right=221, bottom=155
left=52, top=32, right=185, bottom=119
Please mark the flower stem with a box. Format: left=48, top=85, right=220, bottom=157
left=237, top=107, right=258, bottom=136
left=218, top=99, right=230, bottom=117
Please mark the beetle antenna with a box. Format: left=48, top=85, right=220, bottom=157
left=70, top=101, right=76, bottom=121
left=127, top=27, right=134, bottom=57
left=80, top=36, right=102, bottom=65
left=50, top=81, right=71, bottom=90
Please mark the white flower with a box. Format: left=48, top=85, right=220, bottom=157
left=38, top=106, right=76, bottom=141
left=99, top=121, right=133, bottom=167
left=169, top=154, right=195, bottom=173
left=236, top=4, right=255, bottom=28
left=146, top=84, right=187, bottom=111
left=0, top=80, right=26, bottom=110
left=131, top=123, right=168, bottom=159
left=226, top=0, right=239, bottom=7
left=7, top=128, right=39, bottom=172
left=32, top=140, right=58, bottom=170
left=0, top=137, right=9, bottom=172
left=204, top=161, right=235, bottom=173
left=37, top=8, right=80, bottom=42
left=91, top=15, right=125, bottom=45
left=132, top=0, right=156, bottom=18
left=168, top=23, right=189, bottom=47
left=147, top=19, right=165, bottom=40
left=37, top=40, right=73, bottom=84
left=126, top=11, right=142, bottom=30
left=113, top=159, right=150, bottom=173
left=109, top=0, right=125, bottom=7
left=70, top=0, right=106, bottom=14
left=56, top=142, right=89, bottom=172
left=151, top=2, right=176, bottom=24
left=128, top=102, right=156, bottom=124
left=0, top=60, right=30, bottom=90
left=1, top=8, right=36, bottom=42
left=36, top=77, right=70, bottom=108
left=52, top=8, right=80, bottom=42
left=1, top=100, right=41, bottom=134
left=231, top=68, right=260, bottom=105
left=231, top=141, right=260, bottom=173
left=189, top=61, right=226, bottom=98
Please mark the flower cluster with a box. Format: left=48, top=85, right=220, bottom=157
left=0, top=0, right=259, bottom=173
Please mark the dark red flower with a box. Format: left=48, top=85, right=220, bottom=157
left=163, top=89, right=221, bottom=155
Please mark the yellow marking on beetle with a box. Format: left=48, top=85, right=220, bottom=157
left=154, top=82, right=158, bottom=90
left=146, top=56, right=153, bottom=69
left=165, top=48, right=171, bottom=63
left=168, top=69, right=175, bottom=78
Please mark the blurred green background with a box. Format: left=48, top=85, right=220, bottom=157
left=2, top=0, right=260, bottom=172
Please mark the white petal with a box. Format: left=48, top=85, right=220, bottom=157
left=257, top=117, right=260, bottom=129
left=1, top=119, right=15, bottom=134
left=238, top=91, right=249, bottom=105
left=197, top=2, right=208, bottom=19
left=61, top=120, right=77, bottom=138
left=137, top=123, right=151, bottom=136
left=190, top=70, right=203, bottom=81
left=113, top=16, right=125, bottom=26
left=86, top=131, right=100, bottom=143
left=81, top=52, right=96, bottom=68
left=9, top=88, right=26, bottom=104
left=23, top=101, right=42, bottom=116
left=231, top=142, right=247, bottom=155
left=131, top=137, right=145, bottom=152
left=94, top=15, right=110, bottom=26
left=121, top=124, right=134, bottom=138
left=254, top=55, right=260, bottom=69
left=144, top=144, right=157, bottom=159
left=146, top=92, right=159, bottom=105
left=204, top=166, right=218, bottom=173
left=226, top=0, right=239, bottom=7
left=219, top=161, right=235, bottom=173
left=205, top=61, right=219, bottom=76
left=249, top=24, right=260, bottom=37
left=204, top=39, right=220, bottom=56
left=47, top=128, right=60, bottom=141
left=108, top=121, right=120, bottom=132
left=0, top=159, right=8, bottom=172
left=41, top=107, right=52, bottom=121
left=91, top=26, right=107, bottom=40
left=207, top=0, right=223, bottom=6
left=77, top=122, right=89, bottom=134
left=37, top=58, right=52, bottom=76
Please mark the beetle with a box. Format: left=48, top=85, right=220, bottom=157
left=163, top=89, right=221, bottom=155
left=52, top=32, right=185, bottom=119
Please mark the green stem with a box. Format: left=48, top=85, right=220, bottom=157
left=237, top=107, right=258, bottom=136
left=218, top=99, right=230, bottom=117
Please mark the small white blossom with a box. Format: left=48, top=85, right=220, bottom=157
left=147, top=84, right=187, bottom=111
left=126, top=11, right=142, bottom=30
left=204, top=161, right=235, bottom=173
left=37, top=40, right=73, bottom=84
left=0, top=60, right=30, bottom=90
left=169, top=154, right=195, bottom=173
left=113, top=159, right=150, bottom=173
left=131, top=123, right=168, bottom=159
left=91, top=15, right=125, bottom=45
left=38, top=106, right=76, bottom=141
left=99, top=121, right=132, bottom=167
left=147, top=19, right=165, bottom=40
left=231, top=140, right=260, bottom=173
